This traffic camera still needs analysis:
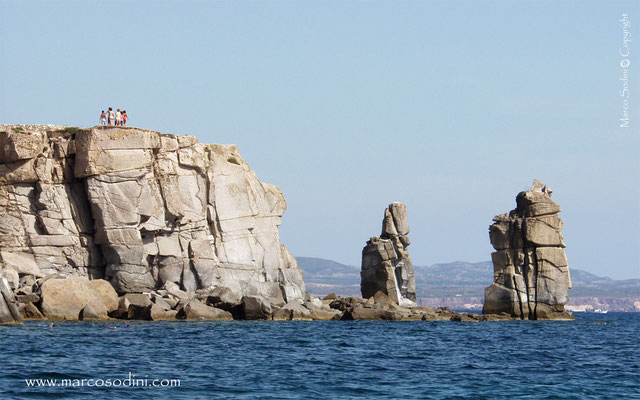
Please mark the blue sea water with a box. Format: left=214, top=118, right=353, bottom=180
left=1, top=313, right=638, bottom=399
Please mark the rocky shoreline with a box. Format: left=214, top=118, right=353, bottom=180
left=3, top=274, right=522, bottom=323
left=1, top=125, right=575, bottom=324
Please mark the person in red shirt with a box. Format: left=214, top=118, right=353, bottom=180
left=122, top=110, right=128, bottom=126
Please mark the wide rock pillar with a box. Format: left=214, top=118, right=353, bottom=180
left=482, top=180, right=573, bottom=320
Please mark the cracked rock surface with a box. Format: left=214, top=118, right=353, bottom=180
left=0, top=125, right=305, bottom=304
left=482, top=180, right=573, bottom=320
left=361, top=202, right=416, bottom=305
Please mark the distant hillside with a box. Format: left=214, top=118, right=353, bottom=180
left=297, top=257, right=640, bottom=311
left=297, top=257, right=361, bottom=296
left=297, top=257, right=498, bottom=298
left=415, top=261, right=493, bottom=298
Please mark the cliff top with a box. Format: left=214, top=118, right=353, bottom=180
left=1, top=124, right=180, bottom=138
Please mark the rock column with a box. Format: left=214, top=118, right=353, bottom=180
left=361, top=202, right=416, bottom=305
left=482, top=180, right=573, bottom=320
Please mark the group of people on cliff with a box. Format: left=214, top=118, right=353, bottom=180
left=99, top=107, right=128, bottom=126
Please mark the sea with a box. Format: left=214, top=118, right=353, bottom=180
left=1, top=312, right=638, bottom=399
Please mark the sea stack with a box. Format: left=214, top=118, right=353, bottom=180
left=361, top=202, right=416, bottom=306
left=483, top=180, right=573, bottom=320
left=0, top=125, right=306, bottom=308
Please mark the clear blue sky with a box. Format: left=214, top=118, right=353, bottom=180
left=1, top=1, right=638, bottom=279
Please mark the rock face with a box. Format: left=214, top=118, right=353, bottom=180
left=483, top=180, right=573, bottom=320
left=0, top=125, right=305, bottom=304
left=361, top=202, right=416, bottom=305
left=40, top=276, right=109, bottom=320
left=89, top=279, right=119, bottom=313
left=0, top=277, right=22, bottom=324
left=178, top=300, right=233, bottom=321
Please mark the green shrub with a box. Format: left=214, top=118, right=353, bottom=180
left=61, top=127, right=80, bottom=134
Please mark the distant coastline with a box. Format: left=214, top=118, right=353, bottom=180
left=298, top=257, right=640, bottom=312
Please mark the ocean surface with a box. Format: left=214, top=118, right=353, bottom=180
left=1, top=313, right=638, bottom=399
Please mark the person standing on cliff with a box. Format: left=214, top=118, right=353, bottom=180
left=108, top=107, right=115, bottom=125
left=115, top=109, right=122, bottom=126
left=122, top=110, right=128, bottom=126
left=99, top=110, right=107, bottom=125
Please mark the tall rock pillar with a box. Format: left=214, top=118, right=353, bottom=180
left=483, top=180, right=573, bottom=320
left=361, top=202, right=416, bottom=305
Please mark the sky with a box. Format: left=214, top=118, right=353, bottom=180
left=1, top=0, right=638, bottom=279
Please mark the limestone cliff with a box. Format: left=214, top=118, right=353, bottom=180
left=361, top=202, right=416, bottom=305
left=482, top=180, right=573, bottom=320
left=0, top=125, right=305, bottom=302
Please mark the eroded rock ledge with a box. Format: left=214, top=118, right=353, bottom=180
left=0, top=124, right=305, bottom=316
